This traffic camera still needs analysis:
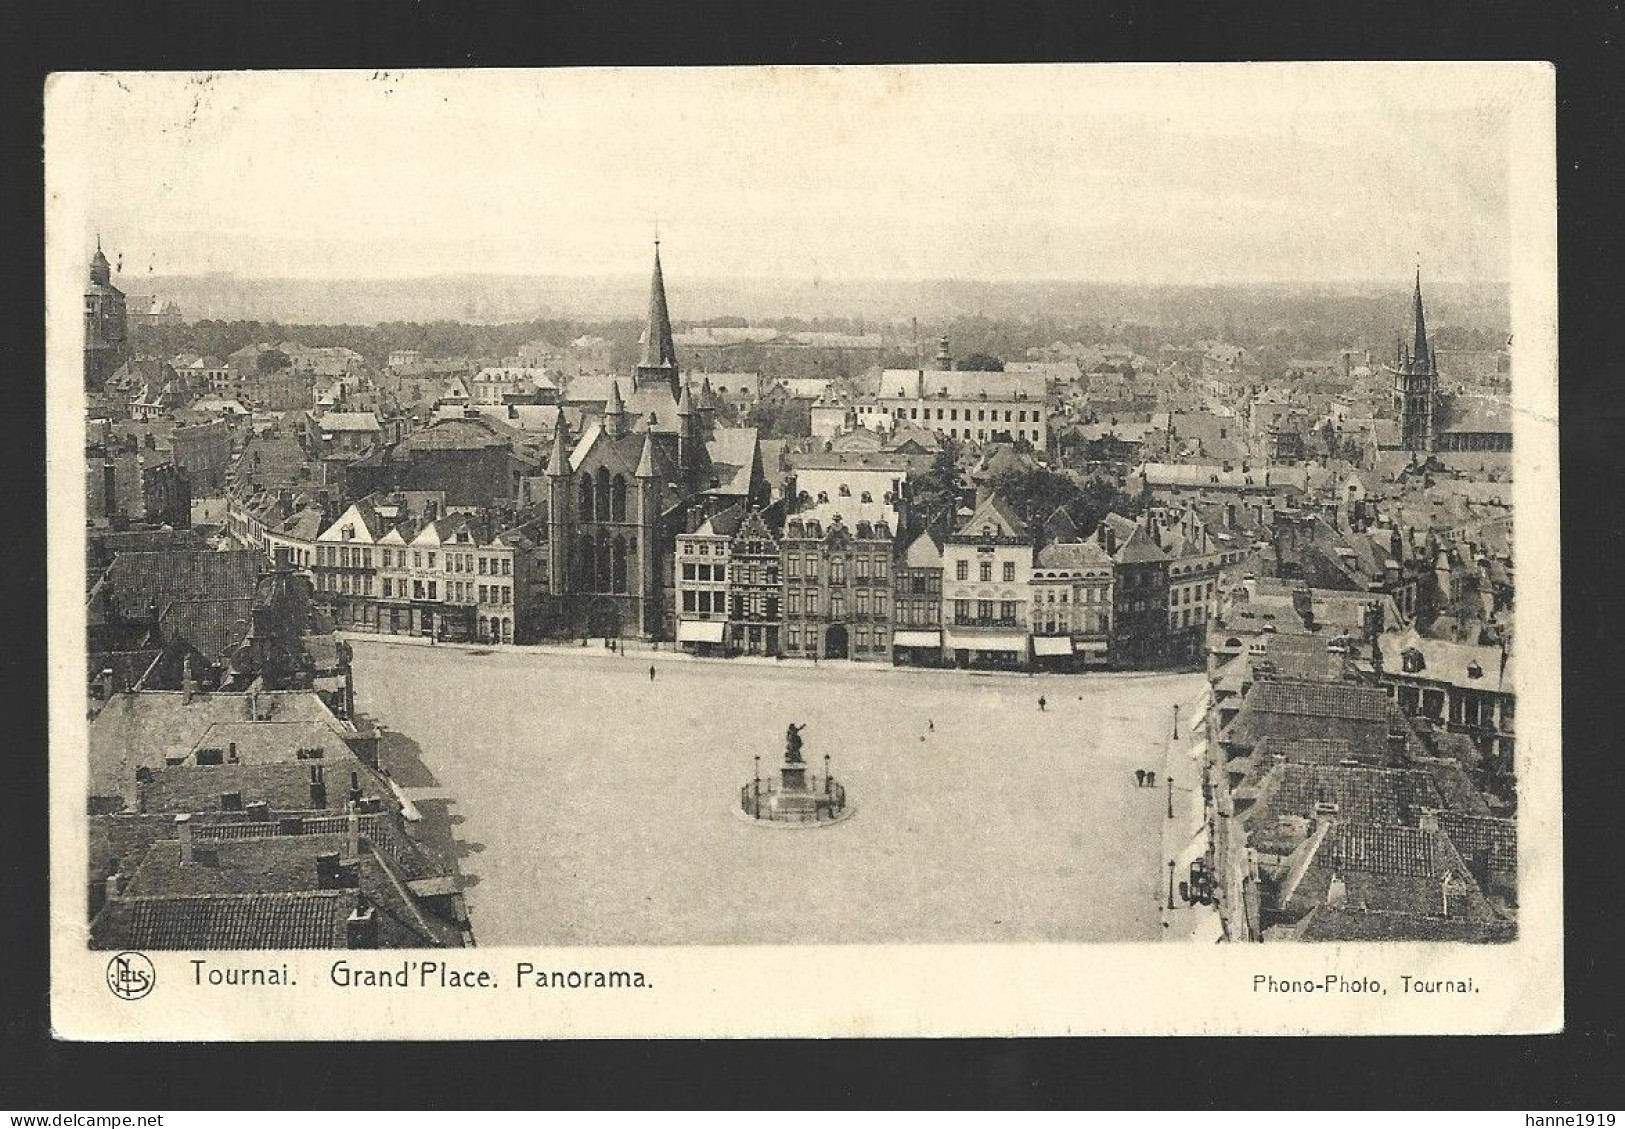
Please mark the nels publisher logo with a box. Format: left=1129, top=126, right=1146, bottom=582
left=106, top=951, right=155, bottom=1000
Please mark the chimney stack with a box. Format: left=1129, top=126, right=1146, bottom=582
left=345, top=895, right=378, bottom=948
left=175, top=813, right=194, bottom=863
left=316, top=851, right=342, bottom=890
left=344, top=810, right=361, bottom=857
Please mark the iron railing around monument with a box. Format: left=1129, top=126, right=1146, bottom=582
left=740, top=775, right=848, bottom=823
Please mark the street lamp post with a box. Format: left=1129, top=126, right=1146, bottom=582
left=1173, top=703, right=1179, bottom=740
left=1167, top=859, right=1176, bottom=910
left=1167, top=774, right=1175, bottom=819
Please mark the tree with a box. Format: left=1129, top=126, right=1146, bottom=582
left=958, top=352, right=1005, bottom=372
left=910, top=437, right=964, bottom=531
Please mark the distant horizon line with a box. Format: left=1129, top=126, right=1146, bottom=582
left=115, top=270, right=1511, bottom=290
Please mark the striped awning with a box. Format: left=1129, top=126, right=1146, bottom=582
left=1032, top=636, right=1073, bottom=657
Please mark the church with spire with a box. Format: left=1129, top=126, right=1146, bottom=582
left=1388, top=269, right=1441, bottom=453
left=544, top=241, right=769, bottom=639
left=84, top=237, right=129, bottom=391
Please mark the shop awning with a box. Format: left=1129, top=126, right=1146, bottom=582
left=945, top=630, right=1029, bottom=654
left=893, top=629, right=941, bottom=647
left=676, top=619, right=726, bottom=644
left=1032, top=636, right=1073, bottom=657
left=1073, top=640, right=1110, bottom=654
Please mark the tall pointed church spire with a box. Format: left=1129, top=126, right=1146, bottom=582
left=635, top=240, right=680, bottom=393
left=1411, top=267, right=1430, bottom=370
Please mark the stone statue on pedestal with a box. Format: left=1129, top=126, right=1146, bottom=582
left=785, top=723, right=806, bottom=764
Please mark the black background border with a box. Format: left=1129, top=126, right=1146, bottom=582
left=3, top=0, right=1621, bottom=1109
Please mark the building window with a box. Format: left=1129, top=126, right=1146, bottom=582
left=830, top=594, right=845, bottom=619
left=980, top=561, right=992, bottom=582
left=383, top=578, right=393, bottom=598
left=1000, top=600, right=1017, bottom=623
left=478, top=556, right=487, bottom=575
left=856, top=556, right=869, bottom=579
left=682, top=563, right=696, bottom=580
left=714, top=564, right=726, bottom=583
left=978, top=598, right=994, bottom=621
left=683, top=591, right=696, bottom=612
left=877, top=558, right=888, bottom=579
left=1003, top=561, right=1016, bottom=582
left=789, top=591, right=801, bottom=614
left=788, top=555, right=800, bottom=577
left=788, top=627, right=801, bottom=649
left=956, top=560, right=969, bottom=581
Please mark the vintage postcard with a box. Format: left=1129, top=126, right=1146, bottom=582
left=46, top=63, right=1560, bottom=1038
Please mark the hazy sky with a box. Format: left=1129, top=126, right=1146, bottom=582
left=54, top=65, right=1531, bottom=284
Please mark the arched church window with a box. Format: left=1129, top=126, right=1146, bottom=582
left=612, top=537, right=629, bottom=593
left=596, top=468, right=612, bottom=520
left=611, top=475, right=627, bottom=522
left=578, top=478, right=595, bottom=522
left=597, top=532, right=613, bottom=592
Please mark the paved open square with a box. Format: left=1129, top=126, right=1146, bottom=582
left=352, top=640, right=1204, bottom=946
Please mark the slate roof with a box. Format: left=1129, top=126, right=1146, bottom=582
left=1292, top=905, right=1515, bottom=943
left=1247, top=679, right=1393, bottom=723
left=159, top=597, right=256, bottom=664
left=1036, top=537, right=1115, bottom=571
left=1246, top=763, right=1446, bottom=827
left=136, top=755, right=383, bottom=816
left=91, top=892, right=352, bottom=950
left=1440, top=811, right=1518, bottom=878
left=1378, top=630, right=1513, bottom=691
left=89, top=690, right=354, bottom=807
left=878, top=368, right=1046, bottom=402
left=1280, top=822, right=1500, bottom=925
left=104, top=550, right=262, bottom=622
left=109, top=830, right=459, bottom=948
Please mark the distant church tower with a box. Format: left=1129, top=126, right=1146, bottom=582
left=1388, top=269, right=1440, bottom=453
left=84, top=238, right=128, bottom=391
left=633, top=240, right=680, bottom=395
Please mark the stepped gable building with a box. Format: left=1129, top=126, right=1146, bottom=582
left=1388, top=270, right=1442, bottom=453
left=84, top=239, right=129, bottom=391
left=545, top=242, right=768, bottom=639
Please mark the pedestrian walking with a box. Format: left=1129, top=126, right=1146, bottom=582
left=1038, top=695, right=1046, bottom=712
left=1135, top=769, right=1147, bottom=787
left=928, top=719, right=934, bottom=732
left=649, top=665, right=656, bottom=682
left=1145, top=770, right=1156, bottom=788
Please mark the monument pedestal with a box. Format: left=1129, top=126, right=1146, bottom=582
left=738, top=731, right=853, bottom=828
left=770, top=762, right=818, bottom=817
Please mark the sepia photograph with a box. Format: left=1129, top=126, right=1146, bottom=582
left=45, top=63, right=1561, bottom=1038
